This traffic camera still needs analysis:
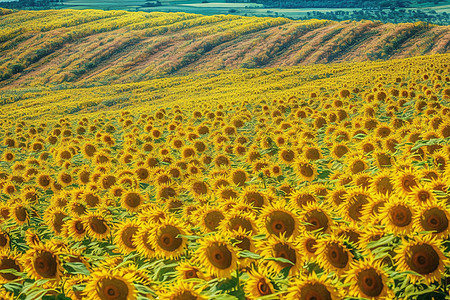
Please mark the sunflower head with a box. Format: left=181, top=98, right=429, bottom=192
left=395, top=235, right=447, bottom=285
left=258, top=202, right=300, bottom=239
left=258, top=235, right=302, bottom=276
left=113, top=220, right=140, bottom=254
left=194, top=233, right=238, bottom=278
left=244, top=265, right=277, bottom=300
left=22, top=243, right=63, bottom=284
left=316, top=234, right=353, bottom=275
left=413, top=201, right=450, bottom=238
left=379, top=195, right=415, bottom=235
left=83, top=268, right=136, bottom=300
left=287, top=272, right=341, bottom=300
left=300, top=202, right=332, bottom=234
left=344, top=256, right=393, bottom=300
left=150, top=217, right=187, bottom=260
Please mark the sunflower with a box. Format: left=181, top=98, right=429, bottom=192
left=373, top=150, right=394, bottom=169
left=133, top=224, right=156, bottom=259
left=298, top=231, right=320, bottom=262
left=413, top=201, right=450, bottom=238
left=279, top=147, right=296, bottom=164
left=83, top=212, right=111, bottom=240
left=64, top=217, right=87, bottom=242
left=84, top=268, right=136, bottom=300
left=114, top=220, right=140, bottom=254
left=175, top=260, right=206, bottom=281
left=64, top=274, right=89, bottom=300
left=216, top=185, right=239, bottom=201
left=2, top=151, right=14, bottom=162
left=0, top=252, right=22, bottom=284
left=44, top=207, right=68, bottom=236
left=394, top=235, right=447, bottom=285
left=186, top=177, right=210, bottom=199
left=339, top=188, right=371, bottom=224
left=240, top=186, right=267, bottom=208
left=229, top=168, right=249, bottom=187
left=68, top=199, right=87, bottom=217
left=316, top=234, right=353, bottom=275
left=20, top=186, right=39, bottom=204
left=331, top=142, right=349, bottom=159
left=345, top=155, right=368, bottom=175
left=287, top=272, right=341, bottom=300
left=192, top=205, right=224, bottom=232
left=156, top=184, right=178, bottom=202
left=300, top=202, right=332, bottom=234
left=258, top=236, right=302, bottom=276
left=158, top=281, right=207, bottom=300
left=22, top=243, right=63, bottom=284
left=83, top=191, right=102, bottom=208
left=150, top=217, right=187, bottom=260
left=258, top=201, right=300, bottom=239
left=294, top=158, right=317, bottom=182
left=11, top=201, right=30, bottom=225
left=370, top=170, right=394, bottom=196
left=334, top=223, right=362, bottom=246
left=408, top=184, right=436, bottom=206
left=120, top=190, right=145, bottom=212
left=218, top=211, right=257, bottom=235
left=379, top=196, right=415, bottom=235
left=289, top=188, right=319, bottom=208
left=194, top=233, right=238, bottom=278
left=393, top=167, right=420, bottom=196
left=244, top=265, right=277, bottom=300
left=325, top=186, right=347, bottom=207
left=360, top=194, right=387, bottom=224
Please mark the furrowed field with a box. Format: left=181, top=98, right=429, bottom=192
left=1, top=7, right=450, bottom=300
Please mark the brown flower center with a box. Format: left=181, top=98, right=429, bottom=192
left=356, top=268, right=384, bottom=297
left=33, top=251, right=57, bottom=278
left=326, top=243, right=348, bottom=269
left=389, top=205, right=412, bottom=227
left=157, top=225, right=182, bottom=252
left=406, top=244, right=440, bottom=275
left=421, top=208, right=448, bottom=233
left=301, top=283, right=332, bottom=300
left=99, top=278, right=129, bottom=300
left=267, top=211, right=295, bottom=237
left=207, top=242, right=232, bottom=270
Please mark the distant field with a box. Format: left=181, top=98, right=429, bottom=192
left=59, top=0, right=450, bottom=19
left=0, top=9, right=448, bottom=89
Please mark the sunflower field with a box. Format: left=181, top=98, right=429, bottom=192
left=0, top=26, right=449, bottom=299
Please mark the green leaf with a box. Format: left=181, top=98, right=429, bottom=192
left=212, top=295, right=239, bottom=300
left=251, top=234, right=266, bottom=240
left=64, top=262, right=90, bottom=276
left=177, top=234, right=202, bottom=240
left=25, top=288, right=50, bottom=300
left=134, top=283, right=154, bottom=294
left=264, top=257, right=294, bottom=265
left=367, top=235, right=396, bottom=249
left=238, top=250, right=262, bottom=259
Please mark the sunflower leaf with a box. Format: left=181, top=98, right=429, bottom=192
left=238, top=250, right=262, bottom=259
left=177, top=234, right=202, bottom=240
left=63, top=262, right=90, bottom=276
left=265, top=257, right=294, bottom=265
left=24, top=288, right=50, bottom=300
left=251, top=234, right=266, bottom=240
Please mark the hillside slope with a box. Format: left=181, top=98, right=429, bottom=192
left=0, top=9, right=448, bottom=88
left=0, top=53, right=448, bottom=123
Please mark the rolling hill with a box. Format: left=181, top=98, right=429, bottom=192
left=0, top=8, right=448, bottom=88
